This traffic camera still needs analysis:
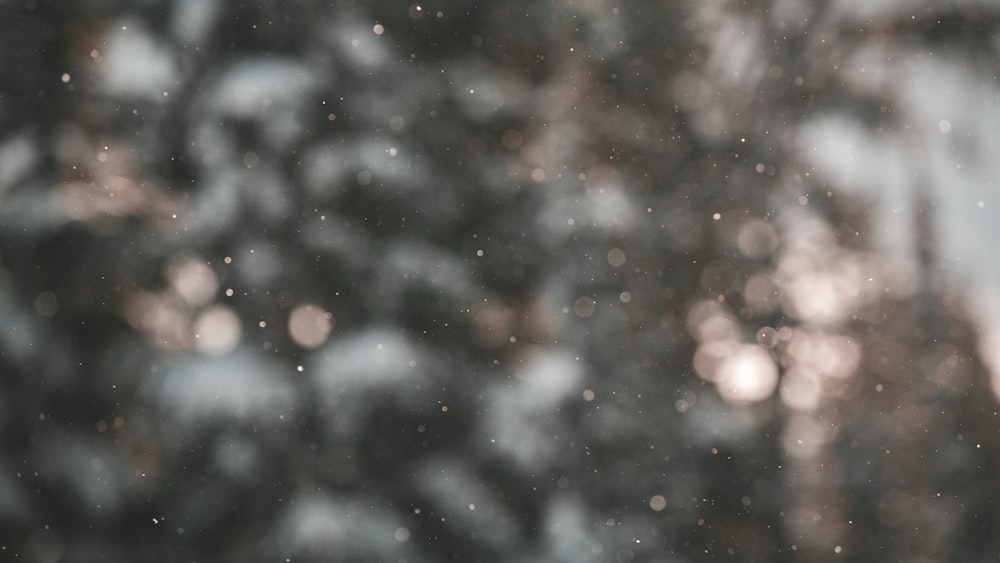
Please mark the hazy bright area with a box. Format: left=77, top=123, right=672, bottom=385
left=2, top=1, right=1000, bottom=561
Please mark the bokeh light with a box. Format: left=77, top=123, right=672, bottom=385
left=288, top=303, right=334, bottom=349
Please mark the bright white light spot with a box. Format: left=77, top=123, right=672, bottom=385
left=168, top=256, right=219, bottom=307
left=193, top=305, right=241, bottom=355
left=373, top=24, right=385, bottom=35
left=61, top=73, right=71, bottom=83
left=649, top=495, right=667, bottom=511
left=712, top=212, right=721, bottom=220
left=288, top=303, right=334, bottom=349
left=714, top=345, right=779, bottom=405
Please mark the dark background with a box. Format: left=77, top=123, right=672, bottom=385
left=2, top=1, right=1000, bottom=561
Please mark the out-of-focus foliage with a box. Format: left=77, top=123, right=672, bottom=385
left=2, top=0, right=1000, bottom=561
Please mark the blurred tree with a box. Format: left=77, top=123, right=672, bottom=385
left=2, top=1, right=1000, bottom=562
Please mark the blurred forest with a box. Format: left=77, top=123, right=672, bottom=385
left=2, top=0, right=1000, bottom=561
